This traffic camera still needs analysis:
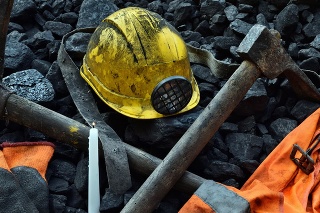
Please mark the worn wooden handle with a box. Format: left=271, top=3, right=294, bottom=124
left=4, top=93, right=205, bottom=195
left=121, top=61, right=261, bottom=213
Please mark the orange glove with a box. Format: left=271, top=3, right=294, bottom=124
left=180, top=108, right=320, bottom=213
left=1, top=141, right=54, bottom=213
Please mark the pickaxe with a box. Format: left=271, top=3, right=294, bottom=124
left=121, top=24, right=320, bottom=212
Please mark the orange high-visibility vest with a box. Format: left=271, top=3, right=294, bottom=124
left=180, top=108, right=320, bottom=213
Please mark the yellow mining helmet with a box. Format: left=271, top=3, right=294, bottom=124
left=80, top=7, right=200, bottom=119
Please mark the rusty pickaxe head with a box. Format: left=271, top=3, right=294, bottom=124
left=236, top=24, right=320, bottom=102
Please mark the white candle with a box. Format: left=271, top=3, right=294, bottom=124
left=88, top=124, right=100, bottom=213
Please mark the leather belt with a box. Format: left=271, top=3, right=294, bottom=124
left=58, top=28, right=132, bottom=195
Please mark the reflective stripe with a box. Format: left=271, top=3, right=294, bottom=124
left=194, top=180, right=250, bottom=213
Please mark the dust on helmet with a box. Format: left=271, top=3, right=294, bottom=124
left=80, top=7, right=200, bottom=119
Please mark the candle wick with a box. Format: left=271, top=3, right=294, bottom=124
left=92, top=122, right=96, bottom=128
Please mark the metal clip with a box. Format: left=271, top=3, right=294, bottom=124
left=290, top=134, right=320, bottom=175
left=290, top=144, right=315, bottom=175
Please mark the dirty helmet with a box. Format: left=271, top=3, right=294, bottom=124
left=80, top=7, right=200, bottom=119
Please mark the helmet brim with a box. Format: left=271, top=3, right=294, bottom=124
left=81, top=63, right=200, bottom=119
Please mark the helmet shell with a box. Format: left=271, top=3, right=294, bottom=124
left=81, top=7, right=200, bottom=119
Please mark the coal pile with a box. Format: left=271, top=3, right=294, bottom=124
left=1, top=0, right=320, bottom=212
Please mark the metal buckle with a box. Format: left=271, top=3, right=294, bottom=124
left=290, top=144, right=315, bottom=175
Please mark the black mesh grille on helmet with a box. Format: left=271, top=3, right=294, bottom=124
left=151, top=76, right=193, bottom=115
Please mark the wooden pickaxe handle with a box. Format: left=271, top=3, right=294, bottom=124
left=122, top=24, right=320, bottom=212
left=121, top=60, right=261, bottom=213
left=1, top=90, right=205, bottom=195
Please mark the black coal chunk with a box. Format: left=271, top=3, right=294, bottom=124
left=2, top=69, right=55, bottom=102
left=269, top=118, right=298, bottom=141
left=225, top=133, right=263, bottom=161
left=4, top=41, right=35, bottom=72
left=76, top=0, right=118, bottom=28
